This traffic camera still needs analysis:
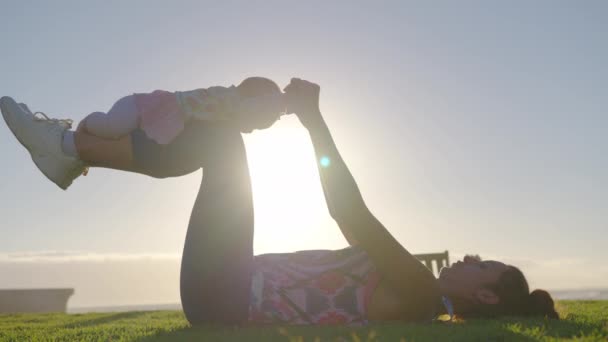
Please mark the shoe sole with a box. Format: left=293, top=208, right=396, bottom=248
left=31, top=154, right=72, bottom=190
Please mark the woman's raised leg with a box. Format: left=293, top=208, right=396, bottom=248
left=179, top=124, right=254, bottom=326
left=74, top=120, right=222, bottom=178
left=78, top=121, right=255, bottom=325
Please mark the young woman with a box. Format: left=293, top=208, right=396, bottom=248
left=0, top=78, right=558, bottom=326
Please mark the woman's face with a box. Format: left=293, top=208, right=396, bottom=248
left=235, top=93, right=287, bottom=133
left=438, top=255, right=508, bottom=302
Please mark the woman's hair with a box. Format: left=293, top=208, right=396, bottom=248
left=236, top=76, right=281, bottom=98
left=473, top=266, right=559, bottom=319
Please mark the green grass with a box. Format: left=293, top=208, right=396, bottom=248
left=0, top=301, right=606, bottom=341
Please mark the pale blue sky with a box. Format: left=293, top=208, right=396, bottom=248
left=0, top=1, right=606, bottom=307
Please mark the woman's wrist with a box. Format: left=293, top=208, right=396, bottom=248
left=299, top=108, right=324, bottom=130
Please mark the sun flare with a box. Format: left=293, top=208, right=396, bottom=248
left=242, top=119, right=344, bottom=254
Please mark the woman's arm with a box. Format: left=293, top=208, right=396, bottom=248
left=284, top=80, right=363, bottom=242
left=306, top=113, right=364, bottom=245
left=285, top=79, right=440, bottom=315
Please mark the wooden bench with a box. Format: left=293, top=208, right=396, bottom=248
left=415, top=251, right=450, bottom=277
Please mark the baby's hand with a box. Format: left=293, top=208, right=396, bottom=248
left=283, top=78, right=320, bottom=115
left=283, top=78, right=321, bottom=128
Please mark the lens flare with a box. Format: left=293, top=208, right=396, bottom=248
left=320, top=156, right=331, bottom=168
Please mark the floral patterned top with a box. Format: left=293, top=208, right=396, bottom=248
left=136, top=86, right=240, bottom=145
left=247, top=246, right=381, bottom=325
left=175, top=85, right=240, bottom=121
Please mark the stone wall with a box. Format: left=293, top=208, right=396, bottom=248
left=0, top=288, right=74, bottom=313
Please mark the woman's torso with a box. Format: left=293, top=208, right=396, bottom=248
left=367, top=280, right=416, bottom=320
left=248, top=246, right=381, bottom=325
left=247, top=246, right=439, bottom=325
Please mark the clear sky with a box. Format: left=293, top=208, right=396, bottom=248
left=1, top=1, right=606, bottom=308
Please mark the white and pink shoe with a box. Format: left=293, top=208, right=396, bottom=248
left=0, top=96, right=86, bottom=190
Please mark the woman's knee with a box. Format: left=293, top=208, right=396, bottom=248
left=196, top=122, right=248, bottom=166
left=129, top=121, right=247, bottom=178
left=130, top=128, right=197, bottom=177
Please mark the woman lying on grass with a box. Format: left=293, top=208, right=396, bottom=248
left=0, top=77, right=558, bottom=326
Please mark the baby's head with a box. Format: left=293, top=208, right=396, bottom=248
left=236, top=76, right=281, bottom=98
left=233, top=77, right=286, bottom=132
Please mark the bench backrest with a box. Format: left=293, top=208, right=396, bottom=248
left=414, top=251, right=450, bottom=277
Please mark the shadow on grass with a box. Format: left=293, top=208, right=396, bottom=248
left=137, top=324, right=282, bottom=342
left=427, top=316, right=607, bottom=341
left=503, top=314, right=608, bottom=340
left=136, top=315, right=607, bottom=342
left=60, top=311, right=151, bottom=329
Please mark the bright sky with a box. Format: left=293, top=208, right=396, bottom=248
left=1, top=1, right=606, bottom=308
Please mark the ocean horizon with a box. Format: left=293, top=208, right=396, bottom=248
left=67, top=288, right=608, bottom=314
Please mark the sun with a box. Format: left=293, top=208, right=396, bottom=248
left=242, top=118, right=344, bottom=254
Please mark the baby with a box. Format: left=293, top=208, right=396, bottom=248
left=78, top=76, right=287, bottom=144
left=0, top=76, right=288, bottom=190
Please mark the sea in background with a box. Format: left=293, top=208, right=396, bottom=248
left=550, top=288, right=608, bottom=301
left=67, top=288, right=608, bottom=313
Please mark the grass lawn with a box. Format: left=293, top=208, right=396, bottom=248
left=0, top=301, right=606, bottom=341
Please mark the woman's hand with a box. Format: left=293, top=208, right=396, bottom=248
left=283, top=78, right=322, bottom=128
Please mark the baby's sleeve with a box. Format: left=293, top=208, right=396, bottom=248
left=177, top=87, right=236, bottom=122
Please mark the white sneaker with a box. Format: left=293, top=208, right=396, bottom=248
left=19, top=102, right=33, bottom=115
left=1, top=96, right=87, bottom=190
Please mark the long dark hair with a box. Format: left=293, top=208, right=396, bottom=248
left=473, top=266, right=559, bottom=319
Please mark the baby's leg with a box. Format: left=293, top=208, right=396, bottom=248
left=83, top=95, right=139, bottom=139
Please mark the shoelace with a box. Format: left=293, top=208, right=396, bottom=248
left=31, top=111, right=89, bottom=176
left=33, top=111, right=74, bottom=129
